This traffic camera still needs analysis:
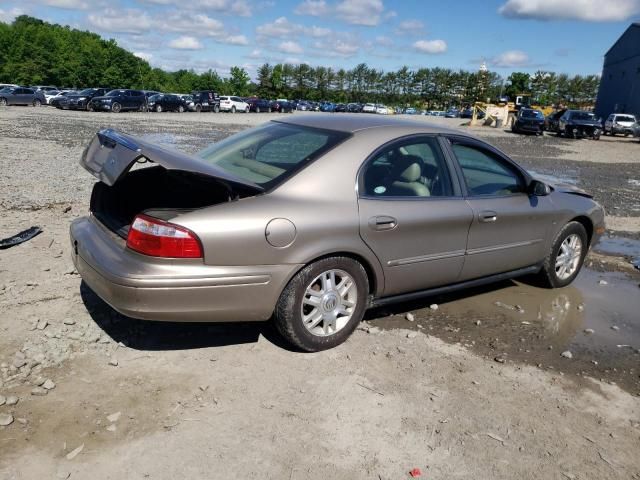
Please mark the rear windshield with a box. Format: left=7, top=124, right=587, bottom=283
left=571, top=111, right=595, bottom=120
left=196, top=123, right=350, bottom=189
left=79, top=88, right=97, bottom=95
left=616, top=115, right=636, bottom=122
left=106, top=90, right=125, bottom=96
left=521, top=110, right=543, bottom=118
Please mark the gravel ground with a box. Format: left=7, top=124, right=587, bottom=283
left=1, top=106, right=639, bottom=479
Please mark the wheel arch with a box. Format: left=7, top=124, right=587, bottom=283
left=569, top=215, right=594, bottom=246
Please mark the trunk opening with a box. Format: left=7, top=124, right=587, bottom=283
left=90, top=165, right=248, bottom=238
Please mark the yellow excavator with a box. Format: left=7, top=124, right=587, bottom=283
left=503, top=94, right=554, bottom=125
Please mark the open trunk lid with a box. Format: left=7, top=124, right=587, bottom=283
left=80, top=128, right=264, bottom=193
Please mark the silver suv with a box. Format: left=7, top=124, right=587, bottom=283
left=604, top=113, right=637, bottom=136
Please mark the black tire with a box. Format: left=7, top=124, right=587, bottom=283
left=274, top=256, right=369, bottom=352
left=256, top=106, right=260, bottom=113
left=231, top=106, right=236, bottom=113
left=564, top=127, right=574, bottom=139
left=111, top=102, right=121, bottom=113
left=195, top=104, right=202, bottom=113
left=155, top=104, right=162, bottom=113
left=178, top=105, right=184, bottom=113
left=268, top=107, right=272, bottom=113
left=245, top=106, right=250, bottom=113
left=0, top=97, right=7, bottom=106
left=213, top=104, right=220, bottom=113
left=538, top=221, right=588, bottom=288
left=33, top=99, right=42, bottom=107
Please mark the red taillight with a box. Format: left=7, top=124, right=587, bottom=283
left=126, top=214, right=202, bottom=258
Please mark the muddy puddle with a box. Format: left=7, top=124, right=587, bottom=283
left=370, top=267, right=640, bottom=394
left=594, top=234, right=640, bottom=263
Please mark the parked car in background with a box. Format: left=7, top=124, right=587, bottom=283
left=512, top=108, right=545, bottom=135
left=43, top=90, right=61, bottom=104
left=362, top=103, right=376, bottom=113
left=191, top=91, right=221, bottom=112
left=59, top=88, right=110, bottom=110
left=604, top=113, right=637, bottom=136
left=445, top=108, right=460, bottom=118
left=335, top=103, right=347, bottom=112
left=177, top=94, right=196, bottom=111
left=271, top=99, right=295, bottom=113
left=296, top=101, right=312, bottom=111
left=246, top=97, right=272, bottom=112
left=0, top=83, right=18, bottom=90
left=376, top=105, right=390, bottom=115
left=88, top=89, right=148, bottom=113
left=551, top=110, right=602, bottom=139
left=0, top=86, right=46, bottom=106
left=404, top=107, right=418, bottom=115
left=320, top=102, right=336, bottom=112
left=31, top=85, right=58, bottom=93
left=219, top=96, right=249, bottom=113
left=148, top=94, right=188, bottom=113
left=72, top=115, right=605, bottom=352
left=347, top=103, right=362, bottom=113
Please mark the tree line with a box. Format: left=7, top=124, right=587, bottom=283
left=0, top=16, right=599, bottom=109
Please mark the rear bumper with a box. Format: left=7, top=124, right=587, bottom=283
left=70, top=216, right=301, bottom=322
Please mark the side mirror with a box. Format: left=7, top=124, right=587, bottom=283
left=528, top=179, right=551, bottom=196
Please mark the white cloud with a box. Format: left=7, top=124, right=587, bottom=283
left=278, top=40, right=304, bottom=54
left=224, top=34, right=249, bottom=45
left=498, top=0, right=640, bottom=22
left=88, top=8, right=152, bottom=34
left=41, top=0, right=89, bottom=9
left=294, top=0, right=386, bottom=26
left=294, top=0, right=329, bottom=15
left=310, top=25, right=331, bottom=37
left=489, top=50, right=531, bottom=67
left=0, top=7, right=25, bottom=22
left=134, top=51, right=153, bottom=61
left=396, top=19, right=424, bottom=34
left=335, top=0, right=384, bottom=26
left=168, top=35, right=204, bottom=50
left=247, top=49, right=263, bottom=59
left=256, top=16, right=304, bottom=37
left=413, top=39, right=447, bottom=54
left=139, top=0, right=251, bottom=16
left=374, top=35, right=394, bottom=47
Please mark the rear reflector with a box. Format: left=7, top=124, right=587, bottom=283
left=126, top=214, right=202, bottom=258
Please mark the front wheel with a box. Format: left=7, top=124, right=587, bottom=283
left=274, top=257, right=369, bottom=352
left=178, top=105, right=184, bottom=113
left=231, top=106, right=236, bottom=113
left=111, top=102, right=121, bottom=113
left=33, top=99, right=42, bottom=107
left=213, top=104, right=220, bottom=113
left=245, top=106, right=249, bottom=113
left=155, top=104, right=162, bottom=113
left=538, top=221, right=588, bottom=288
left=0, top=98, right=7, bottom=106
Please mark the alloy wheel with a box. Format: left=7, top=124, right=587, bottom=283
left=300, top=269, right=358, bottom=337
left=555, top=234, right=582, bottom=280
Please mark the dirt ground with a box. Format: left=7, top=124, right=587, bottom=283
left=1, top=107, right=639, bottom=480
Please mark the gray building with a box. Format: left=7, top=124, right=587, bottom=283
left=595, top=23, right=640, bottom=118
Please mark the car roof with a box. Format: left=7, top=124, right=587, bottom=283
left=273, top=113, right=459, bottom=134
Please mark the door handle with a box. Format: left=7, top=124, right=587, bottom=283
left=369, top=216, right=398, bottom=231
left=479, top=210, right=498, bottom=223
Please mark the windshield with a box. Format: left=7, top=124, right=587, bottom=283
left=0, top=87, right=14, bottom=93
left=149, top=94, right=162, bottom=101
left=106, top=90, right=125, bottom=96
left=196, top=123, right=350, bottom=188
left=616, top=115, right=636, bottom=122
left=78, top=88, right=96, bottom=95
left=572, top=111, right=596, bottom=121
left=522, top=110, right=543, bottom=119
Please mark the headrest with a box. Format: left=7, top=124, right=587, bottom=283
left=393, top=155, right=422, bottom=182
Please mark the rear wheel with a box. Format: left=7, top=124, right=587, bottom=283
left=274, top=257, right=369, bottom=352
left=178, top=105, right=184, bottom=113
left=111, top=102, right=121, bottom=113
left=256, top=106, right=260, bottom=113
left=33, top=99, right=42, bottom=107
left=538, top=221, right=588, bottom=288
left=155, top=104, right=162, bottom=113
left=245, top=106, right=249, bottom=113
left=195, top=104, right=202, bottom=113
left=213, top=104, right=220, bottom=113
left=0, top=98, right=7, bottom=106
left=231, top=105, right=236, bottom=113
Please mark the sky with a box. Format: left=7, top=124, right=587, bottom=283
left=0, top=0, right=639, bottom=78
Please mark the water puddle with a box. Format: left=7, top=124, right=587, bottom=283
left=594, top=234, right=640, bottom=260
left=370, top=268, right=640, bottom=393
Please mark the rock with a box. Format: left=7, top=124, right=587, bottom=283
left=31, top=386, right=48, bottom=396
left=405, top=312, right=415, bottom=322
left=68, top=331, right=83, bottom=340
left=108, top=358, right=118, bottom=367
left=577, top=303, right=585, bottom=312
left=32, top=377, right=46, bottom=386
left=494, top=356, right=506, bottom=363
left=12, top=354, right=27, bottom=369
left=584, top=328, right=594, bottom=334
left=406, top=332, right=418, bottom=339
left=42, top=379, right=56, bottom=390
left=611, top=326, right=620, bottom=331
left=515, top=305, right=525, bottom=313
left=475, top=320, right=481, bottom=326
left=561, top=350, right=573, bottom=359
left=16, top=418, right=27, bottom=425
left=598, top=280, right=608, bottom=285
left=107, top=411, right=121, bottom=423
left=36, top=319, right=48, bottom=330
left=56, top=471, right=71, bottom=479
left=367, top=326, right=381, bottom=334
left=106, top=424, right=116, bottom=432
left=0, top=413, right=14, bottom=426
left=66, top=443, right=84, bottom=460
left=0, top=395, right=4, bottom=406
left=5, top=396, right=18, bottom=406
left=429, top=304, right=438, bottom=311
left=63, top=318, right=76, bottom=325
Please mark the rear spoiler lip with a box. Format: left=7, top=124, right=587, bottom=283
left=81, top=128, right=264, bottom=193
